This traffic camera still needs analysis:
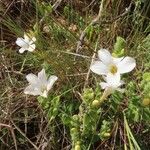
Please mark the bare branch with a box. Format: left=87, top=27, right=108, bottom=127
left=52, top=0, right=63, bottom=10
left=76, top=0, right=105, bottom=53
left=39, top=0, right=63, bottom=26
left=76, top=0, right=133, bottom=53
left=0, top=123, right=17, bottom=150
left=11, top=120, right=39, bottom=150
left=84, top=36, right=100, bottom=88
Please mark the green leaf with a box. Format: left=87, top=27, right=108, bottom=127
left=113, top=36, right=126, bottom=57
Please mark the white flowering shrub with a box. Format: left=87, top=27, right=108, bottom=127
left=1, top=0, right=150, bottom=149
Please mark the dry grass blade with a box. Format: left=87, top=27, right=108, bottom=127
left=76, top=0, right=105, bottom=53
left=10, top=120, right=39, bottom=150
left=0, top=123, right=17, bottom=150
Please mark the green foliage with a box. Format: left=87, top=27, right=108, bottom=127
left=82, top=88, right=94, bottom=104
left=63, top=6, right=84, bottom=27
left=42, top=61, right=54, bottom=75
left=110, top=92, right=124, bottom=111
left=113, top=36, right=126, bottom=57
left=38, top=96, right=60, bottom=121
left=138, top=34, right=150, bottom=52
left=82, top=108, right=101, bottom=136
left=2, top=17, right=23, bottom=35
left=39, top=2, right=52, bottom=16
left=86, top=25, right=101, bottom=42
left=141, top=72, right=150, bottom=98
left=124, top=113, right=141, bottom=150
left=125, top=81, right=150, bottom=123
left=68, top=88, right=103, bottom=149
left=137, top=34, right=150, bottom=69
left=99, top=120, right=111, bottom=140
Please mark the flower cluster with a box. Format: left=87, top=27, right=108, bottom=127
left=16, top=33, right=136, bottom=99
left=90, top=49, right=136, bottom=95
left=16, top=33, right=58, bottom=97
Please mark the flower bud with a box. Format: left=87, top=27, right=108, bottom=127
left=75, top=144, right=81, bottom=150
left=73, top=115, right=79, bottom=121
left=71, top=128, right=77, bottom=132
left=76, top=141, right=81, bottom=145
left=53, top=108, right=58, bottom=113
left=92, top=100, right=100, bottom=107
left=142, top=98, right=150, bottom=106
left=103, top=132, right=111, bottom=137
left=83, top=88, right=94, bottom=103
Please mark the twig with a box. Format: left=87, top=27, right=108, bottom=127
left=0, top=123, right=17, bottom=150
left=60, top=51, right=90, bottom=59
left=11, top=120, right=39, bottom=150
left=1, top=55, right=14, bottom=86
left=76, top=0, right=105, bottom=53
left=52, top=0, right=63, bottom=10
left=1, top=0, right=16, bottom=17
left=83, top=0, right=105, bottom=88
left=39, top=0, right=63, bottom=26
left=99, top=1, right=133, bottom=24
left=83, top=0, right=97, bottom=11
left=76, top=0, right=133, bottom=53
left=84, top=35, right=100, bottom=88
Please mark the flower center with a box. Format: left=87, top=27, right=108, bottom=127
left=109, top=65, right=118, bottom=74
left=41, top=85, right=47, bottom=93
left=41, top=86, right=48, bottom=97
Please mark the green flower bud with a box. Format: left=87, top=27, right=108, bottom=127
left=92, top=100, right=100, bottom=107
left=112, top=53, right=117, bottom=57
left=83, top=88, right=94, bottom=103
left=76, top=141, right=81, bottom=145
left=71, top=128, right=77, bottom=134
left=73, top=115, right=79, bottom=121
left=70, top=128, right=79, bottom=141
left=53, top=108, right=58, bottom=113
left=103, top=132, right=111, bottom=137
left=142, top=98, right=150, bottom=106
left=75, top=144, right=81, bottom=150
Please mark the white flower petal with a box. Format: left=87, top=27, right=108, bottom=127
left=117, top=57, right=136, bottom=74
left=41, top=90, right=48, bottom=98
left=32, top=37, right=36, bottom=42
left=24, top=85, right=41, bottom=96
left=28, top=44, right=36, bottom=52
left=106, top=73, right=121, bottom=86
left=38, top=69, right=47, bottom=84
left=16, top=38, right=27, bottom=47
left=24, top=33, right=30, bottom=41
left=47, top=75, right=58, bottom=91
left=116, top=88, right=125, bottom=93
left=112, top=57, right=124, bottom=64
left=19, top=47, right=26, bottom=53
left=98, top=49, right=112, bottom=65
left=29, top=37, right=36, bottom=45
left=24, top=69, right=57, bottom=97
left=26, top=73, right=39, bottom=84
left=90, top=61, right=108, bottom=75
left=100, top=82, right=108, bottom=89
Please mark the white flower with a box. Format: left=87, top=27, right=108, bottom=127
left=100, top=73, right=124, bottom=95
left=24, top=69, right=58, bottom=98
left=16, top=33, right=36, bottom=53
left=90, top=49, right=136, bottom=77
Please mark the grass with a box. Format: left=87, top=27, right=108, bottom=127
left=0, top=0, right=150, bottom=149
